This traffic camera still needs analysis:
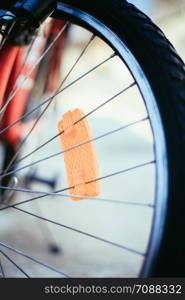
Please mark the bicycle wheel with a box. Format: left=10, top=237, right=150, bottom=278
left=0, top=0, right=185, bottom=277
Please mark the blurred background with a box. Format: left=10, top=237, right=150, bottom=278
left=0, top=0, right=185, bottom=278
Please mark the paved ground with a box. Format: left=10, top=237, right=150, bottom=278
left=0, top=2, right=185, bottom=278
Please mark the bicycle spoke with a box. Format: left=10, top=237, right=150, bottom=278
left=0, top=242, right=71, bottom=278
left=0, top=6, right=160, bottom=278
left=0, top=257, right=5, bottom=278
left=4, top=102, right=53, bottom=174
left=30, top=201, right=60, bottom=253
left=0, top=185, right=154, bottom=207
left=0, top=250, right=30, bottom=278
left=59, top=33, right=95, bottom=86
left=3, top=34, right=96, bottom=173
left=11, top=39, right=35, bottom=93
left=0, top=23, right=69, bottom=118
left=0, top=21, right=16, bottom=51
left=88, top=161, right=155, bottom=184
left=16, top=82, right=136, bottom=165
left=3, top=207, right=145, bottom=256
left=0, top=52, right=115, bottom=136
left=0, top=117, right=149, bottom=179
left=0, top=160, right=155, bottom=211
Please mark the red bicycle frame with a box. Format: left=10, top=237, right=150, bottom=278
left=0, top=18, right=65, bottom=145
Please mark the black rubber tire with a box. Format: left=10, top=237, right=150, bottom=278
left=55, top=0, right=185, bottom=277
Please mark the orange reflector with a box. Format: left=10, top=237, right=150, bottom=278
left=58, top=109, right=100, bottom=201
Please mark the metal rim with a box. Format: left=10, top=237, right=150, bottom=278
left=55, top=1, right=169, bottom=277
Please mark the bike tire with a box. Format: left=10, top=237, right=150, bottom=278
left=54, top=0, right=185, bottom=277
left=0, top=0, right=185, bottom=278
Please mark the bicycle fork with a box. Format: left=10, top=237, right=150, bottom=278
left=0, top=0, right=57, bottom=45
